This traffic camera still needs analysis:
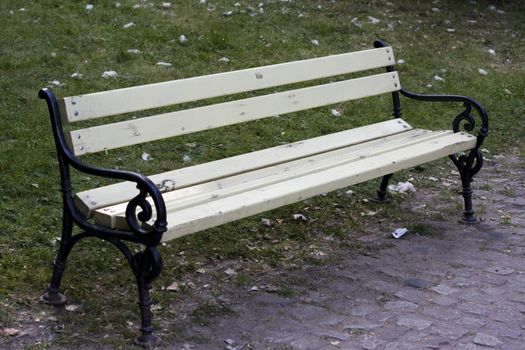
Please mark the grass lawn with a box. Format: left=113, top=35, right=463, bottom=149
left=0, top=0, right=524, bottom=348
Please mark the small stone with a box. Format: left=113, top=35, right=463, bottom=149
left=484, top=266, right=515, bottom=275
left=384, top=300, right=418, bottom=312
left=396, top=316, right=432, bottom=330
left=472, top=333, right=503, bottom=347
left=431, top=284, right=458, bottom=296
left=405, top=278, right=433, bottom=289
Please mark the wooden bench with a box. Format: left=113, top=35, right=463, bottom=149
left=39, top=40, right=488, bottom=347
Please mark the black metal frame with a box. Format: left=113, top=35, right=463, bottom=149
left=373, top=40, right=489, bottom=223
left=39, top=88, right=167, bottom=347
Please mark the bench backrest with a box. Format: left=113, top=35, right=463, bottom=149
left=60, top=47, right=400, bottom=156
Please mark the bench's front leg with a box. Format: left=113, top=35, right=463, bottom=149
left=450, top=149, right=483, bottom=224
left=41, top=210, right=74, bottom=306
left=131, top=246, right=163, bottom=348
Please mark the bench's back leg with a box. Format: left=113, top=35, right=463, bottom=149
left=41, top=210, right=74, bottom=305
left=371, top=173, right=394, bottom=203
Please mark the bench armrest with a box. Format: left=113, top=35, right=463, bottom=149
left=400, top=88, right=489, bottom=150
left=39, top=88, right=167, bottom=241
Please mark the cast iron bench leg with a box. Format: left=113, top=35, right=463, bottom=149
left=372, top=173, right=393, bottom=203
left=41, top=212, right=73, bottom=306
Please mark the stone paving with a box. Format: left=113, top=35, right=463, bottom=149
left=167, top=157, right=525, bottom=349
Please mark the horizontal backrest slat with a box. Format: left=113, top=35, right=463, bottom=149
left=59, top=47, right=395, bottom=122
left=68, top=72, right=400, bottom=155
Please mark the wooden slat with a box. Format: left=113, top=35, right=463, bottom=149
left=93, top=128, right=456, bottom=229
left=60, top=47, right=395, bottom=122
left=157, top=131, right=476, bottom=241
left=68, top=72, right=401, bottom=155
left=75, top=119, right=412, bottom=217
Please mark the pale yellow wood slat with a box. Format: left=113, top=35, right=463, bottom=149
left=157, top=132, right=476, bottom=241
left=74, top=118, right=411, bottom=218
left=60, top=47, right=395, bottom=122
left=93, top=128, right=454, bottom=229
left=69, top=72, right=401, bottom=155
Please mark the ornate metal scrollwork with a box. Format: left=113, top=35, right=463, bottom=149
left=126, top=184, right=154, bottom=235
left=450, top=148, right=484, bottom=182
left=452, top=103, right=475, bottom=133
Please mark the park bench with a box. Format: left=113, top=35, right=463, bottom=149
left=39, top=40, right=488, bottom=346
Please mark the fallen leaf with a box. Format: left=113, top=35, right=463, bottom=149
left=166, top=282, right=179, bottom=291
left=3, top=328, right=20, bottom=336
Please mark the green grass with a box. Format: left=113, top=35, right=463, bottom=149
left=1, top=0, right=524, bottom=347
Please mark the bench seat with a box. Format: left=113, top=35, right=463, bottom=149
left=83, top=119, right=476, bottom=241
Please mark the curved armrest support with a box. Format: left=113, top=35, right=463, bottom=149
left=400, top=88, right=489, bottom=149
left=39, top=88, right=167, bottom=241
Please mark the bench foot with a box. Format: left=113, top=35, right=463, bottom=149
left=40, top=289, right=67, bottom=306
left=134, top=333, right=160, bottom=348
left=371, top=173, right=393, bottom=203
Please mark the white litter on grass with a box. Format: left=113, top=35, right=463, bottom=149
left=101, top=70, right=118, bottom=78
left=428, top=176, right=438, bottom=182
left=478, top=68, right=488, bottom=75
left=392, top=228, right=408, bottom=239
left=156, top=61, right=172, bottom=67
left=388, top=181, right=416, bottom=193
left=488, top=48, right=496, bottom=55
left=219, top=57, right=230, bottom=63
left=127, top=48, right=141, bottom=54
left=182, top=154, right=192, bottom=162
left=397, top=59, right=405, bottom=64
left=115, top=2, right=121, bottom=8
left=293, top=213, right=307, bottom=221
left=86, top=4, right=94, bottom=11
left=368, top=16, right=380, bottom=24
left=351, top=17, right=362, bottom=28
left=446, top=28, right=455, bottom=33
left=199, top=0, right=206, bottom=4
left=141, top=152, right=153, bottom=161
left=179, top=34, right=187, bottom=43
left=49, top=80, right=62, bottom=87
left=70, top=72, right=82, bottom=79
left=261, top=218, right=272, bottom=227
left=223, top=10, right=233, bottom=16
left=65, top=304, right=79, bottom=312
left=311, top=39, right=319, bottom=46
left=161, top=2, right=172, bottom=8
left=123, top=22, right=135, bottom=29
left=224, top=268, right=237, bottom=276
left=330, top=109, right=341, bottom=117
left=345, top=189, right=354, bottom=196
left=166, top=282, right=179, bottom=291
left=433, top=75, right=445, bottom=82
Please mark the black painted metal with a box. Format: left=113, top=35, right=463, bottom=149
left=371, top=173, right=393, bottom=203
left=39, top=88, right=168, bottom=346
left=372, top=40, right=489, bottom=223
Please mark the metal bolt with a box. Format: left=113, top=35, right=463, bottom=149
left=71, top=101, right=76, bottom=105
left=76, top=134, right=81, bottom=139
left=74, top=111, right=79, bottom=116
left=79, top=146, right=84, bottom=150
left=394, top=83, right=398, bottom=87
left=386, top=49, right=390, bottom=53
